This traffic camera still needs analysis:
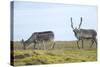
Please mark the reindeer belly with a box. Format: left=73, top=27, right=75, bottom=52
left=80, top=33, right=93, bottom=38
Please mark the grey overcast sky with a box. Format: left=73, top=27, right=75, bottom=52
left=13, top=1, right=97, bottom=41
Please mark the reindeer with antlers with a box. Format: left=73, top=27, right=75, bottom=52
left=70, top=17, right=97, bottom=49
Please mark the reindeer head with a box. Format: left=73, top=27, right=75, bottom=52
left=70, top=17, right=82, bottom=34
left=21, top=39, right=27, bottom=50
left=21, top=39, right=24, bottom=44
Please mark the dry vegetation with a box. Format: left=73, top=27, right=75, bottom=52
left=11, top=40, right=97, bottom=66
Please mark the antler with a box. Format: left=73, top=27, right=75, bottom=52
left=78, top=17, right=82, bottom=29
left=70, top=17, right=74, bottom=29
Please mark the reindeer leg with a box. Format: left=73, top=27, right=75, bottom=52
left=46, top=41, right=49, bottom=50
left=43, top=41, right=46, bottom=50
left=33, top=43, right=36, bottom=49
left=22, top=43, right=26, bottom=50
left=38, top=42, right=40, bottom=50
left=23, top=44, right=26, bottom=50
left=82, top=39, right=84, bottom=48
left=90, top=39, right=94, bottom=48
left=51, top=41, right=55, bottom=49
left=90, top=38, right=97, bottom=48
left=77, top=40, right=80, bottom=49
left=94, top=38, right=97, bottom=48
